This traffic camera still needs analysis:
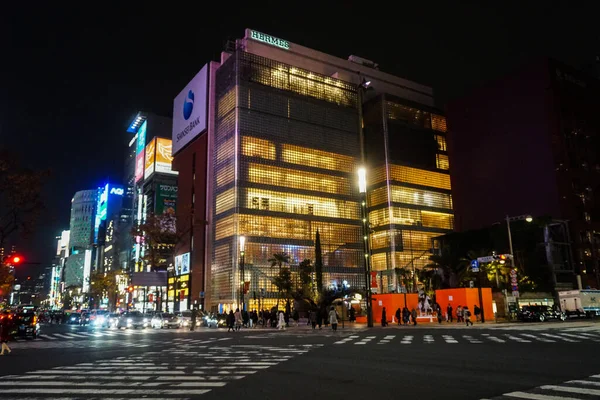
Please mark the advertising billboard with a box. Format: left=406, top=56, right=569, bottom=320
left=155, top=138, right=177, bottom=175
left=156, top=184, right=177, bottom=215
left=172, top=64, right=208, bottom=155
left=135, top=152, right=144, bottom=182
left=136, top=120, right=147, bottom=155
left=144, top=138, right=156, bottom=180
left=174, top=252, right=190, bottom=276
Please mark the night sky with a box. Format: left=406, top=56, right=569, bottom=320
left=1, top=3, right=597, bottom=277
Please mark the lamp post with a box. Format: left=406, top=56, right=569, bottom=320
left=505, top=214, right=532, bottom=316
left=239, top=236, right=246, bottom=311
left=358, top=167, right=373, bottom=327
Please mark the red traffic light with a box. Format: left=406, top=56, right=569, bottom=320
left=128, top=286, right=134, bottom=293
left=499, top=255, right=507, bottom=260
left=4, top=255, right=23, bottom=265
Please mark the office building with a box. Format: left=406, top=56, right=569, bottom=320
left=172, top=29, right=452, bottom=311
left=63, top=190, right=96, bottom=287
left=447, top=58, right=599, bottom=288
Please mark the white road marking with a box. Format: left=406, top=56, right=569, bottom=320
left=541, top=384, right=600, bottom=396
left=442, top=335, right=458, bottom=343
left=502, top=391, right=580, bottom=399
left=520, top=334, right=554, bottom=343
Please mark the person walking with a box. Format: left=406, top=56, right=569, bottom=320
left=464, top=306, right=473, bottom=326
left=447, top=304, right=453, bottom=323
left=190, top=308, right=198, bottom=331
left=234, top=308, right=242, bottom=331
left=402, top=306, right=410, bottom=325
left=0, top=313, right=13, bottom=355
left=227, top=310, right=235, bottom=332
left=381, top=307, right=388, bottom=327
left=411, top=307, right=418, bottom=326
left=328, top=307, right=338, bottom=331
left=277, top=311, right=286, bottom=330
left=395, top=308, right=401, bottom=326
left=474, top=305, right=481, bottom=322
left=316, top=308, right=323, bottom=330
left=456, top=305, right=463, bottom=323
left=309, top=309, right=317, bottom=330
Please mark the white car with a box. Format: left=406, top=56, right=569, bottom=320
left=151, top=313, right=181, bottom=329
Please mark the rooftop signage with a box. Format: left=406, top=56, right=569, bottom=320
left=249, top=30, right=289, bottom=50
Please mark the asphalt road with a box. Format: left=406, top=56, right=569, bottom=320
left=1, top=322, right=599, bottom=400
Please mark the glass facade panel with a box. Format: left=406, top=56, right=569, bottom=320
left=372, top=165, right=451, bottom=191
left=369, top=185, right=453, bottom=210
left=281, top=144, right=355, bottom=172
left=435, top=135, right=447, bottom=151
left=436, top=154, right=450, bottom=170
left=215, top=188, right=235, bottom=216
left=431, top=114, right=447, bottom=132
left=242, top=136, right=276, bottom=160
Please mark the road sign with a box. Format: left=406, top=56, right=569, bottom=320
left=477, top=256, right=495, bottom=263
left=471, top=260, right=480, bottom=272
left=512, top=291, right=520, bottom=298
left=506, top=296, right=516, bottom=303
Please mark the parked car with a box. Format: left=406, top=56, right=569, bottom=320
left=116, top=311, right=149, bottom=329
left=517, top=305, right=566, bottom=322
left=151, top=313, right=180, bottom=329
left=15, top=313, right=40, bottom=339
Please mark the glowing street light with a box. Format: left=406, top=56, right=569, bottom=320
left=358, top=167, right=367, bottom=193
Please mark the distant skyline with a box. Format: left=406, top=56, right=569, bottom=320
left=2, top=3, right=598, bottom=275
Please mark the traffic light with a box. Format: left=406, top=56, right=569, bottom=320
left=493, top=253, right=508, bottom=264
left=3, top=254, right=23, bottom=265
left=128, top=286, right=134, bottom=293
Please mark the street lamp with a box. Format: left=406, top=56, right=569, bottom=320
left=505, top=214, right=533, bottom=315
left=239, top=235, right=246, bottom=311
left=358, top=167, right=373, bottom=328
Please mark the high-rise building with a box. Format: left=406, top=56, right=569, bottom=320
left=172, top=29, right=451, bottom=312
left=93, top=183, right=125, bottom=272
left=63, top=190, right=96, bottom=287
left=447, top=58, right=599, bottom=289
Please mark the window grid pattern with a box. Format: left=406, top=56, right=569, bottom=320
left=369, top=185, right=453, bottom=210
left=244, top=188, right=360, bottom=219
left=240, top=52, right=357, bottom=108
left=372, top=165, right=451, bottom=191
left=436, top=154, right=450, bottom=170
left=431, top=114, right=447, bottom=132
left=386, top=101, right=432, bottom=129
left=242, top=136, right=276, bottom=160
left=281, top=144, right=355, bottom=172
left=435, top=135, right=447, bottom=151
left=368, top=207, right=454, bottom=230
left=215, top=188, right=235, bottom=216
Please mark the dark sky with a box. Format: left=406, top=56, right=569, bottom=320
left=1, top=3, right=598, bottom=277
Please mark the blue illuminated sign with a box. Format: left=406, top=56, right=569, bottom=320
left=136, top=121, right=147, bottom=155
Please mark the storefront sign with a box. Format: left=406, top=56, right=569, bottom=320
left=250, top=30, right=290, bottom=50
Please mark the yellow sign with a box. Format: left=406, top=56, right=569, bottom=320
left=144, top=138, right=156, bottom=179
left=155, top=138, right=177, bottom=175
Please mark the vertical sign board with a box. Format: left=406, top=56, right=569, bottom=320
left=144, top=138, right=156, bottom=180
left=172, top=64, right=208, bottom=155
left=175, top=252, right=190, bottom=276
left=155, top=138, right=178, bottom=175
left=82, top=249, right=92, bottom=293
left=135, top=121, right=147, bottom=182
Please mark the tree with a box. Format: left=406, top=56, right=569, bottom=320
left=0, top=152, right=49, bottom=250
left=89, top=270, right=122, bottom=310
left=296, top=259, right=314, bottom=300
left=268, top=252, right=290, bottom=273
left=131, top=213, right=185, bottom=270
left=314, top=230, right=323, bottom=293
left=272, top=267, right=293, bottom=306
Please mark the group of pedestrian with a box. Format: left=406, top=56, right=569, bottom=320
left=446, top=304, right=476, bottom=326
left=0, top=312, right=13, bottom=356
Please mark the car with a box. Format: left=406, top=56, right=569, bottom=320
left=177, top=311, right=192, bottom=328
left=151, top=313, right=180, bottom=329
left=517, top=305, right=566, bottom=322
left=204, top=313, right=227, bottom=328
left=79, top=312, right=91, bottom=326
left=89, top=310, right=110, bottom=328
left=14, top=313, right=40, bottom=339
left=67, top=312, right=81, bottom=325
left=116, top=311, right=149, bottom=329
left=104, top=312, right=121, bottom=328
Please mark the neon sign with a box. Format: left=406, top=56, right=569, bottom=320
left=250, top=30, right=289, bottom=50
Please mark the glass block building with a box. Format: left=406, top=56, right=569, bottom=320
left=212, top=51, right=362, bottom=309
left=173, top=29, right=452, bottom=311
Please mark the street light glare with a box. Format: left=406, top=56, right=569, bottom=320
left=358, top=167, right=367, bottom=193
left=525, top=215, right=533, bottom=223
left=239, top=235, right=246, bottom=252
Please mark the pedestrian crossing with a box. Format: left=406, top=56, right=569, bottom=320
left=0, top=342, right=323, bottom=399
left=333, top=331, right=600, bottom=345
left=486, top=373, right=600, bottom=399
left=15, top=328, right=181, bottom=342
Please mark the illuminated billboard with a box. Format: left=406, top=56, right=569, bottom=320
left=156, top=138, right=177, bottom=175
left=135, top=120, right=147, bottom=182
left=156, top=184, right=177, bottom=215
left=172, top=64, right=208, bottom=155
left=135, top=152, right=144, bottom=182
left=144, top=138, right=156, bottom=180
left=174, top=252, right=190, bottom=276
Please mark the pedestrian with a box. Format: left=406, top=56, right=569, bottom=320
left=292, top=309, right=299, bottom=327
left=0, top=312, right=13, bottom=356
left=437, top=305, right=443, bottom=324
left=309, top=309, right=317, bottom=330
left=328, top=306, right=338, bottom=331
left=464, top=306, right=473, bottom=326
left=242, top=309, right=249, bottom=327
left=395, top=308, right=401, bottom=326
left=447, top=304, right=453, bottom=323
left=227, top=310, right=235, bottom=332
left=456, top=305, right=463, bottom=323
left=349, top=307, right=356, bottom=322
left=277, top=311, right=286, bottom=330
left=402, top=306, right=410, bottom=325
left=381, top=307, right=387, bottom=327
left=316, top=308, right=323, bottom=329
left=190, top=308, right=198, bottom=331
left=474, top=305, right=481, bottom=322
left=234, top=308, right=242, bottom=331
left=411, top=307, right=417, bottom=326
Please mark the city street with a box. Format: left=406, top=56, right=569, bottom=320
left=1, top=322, right=599, bottom=399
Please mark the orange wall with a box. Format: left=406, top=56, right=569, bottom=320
left=435, top=288, right=494, bottom=320
left=371, top=293, right=419, bottom=323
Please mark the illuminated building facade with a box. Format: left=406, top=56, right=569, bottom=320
left=64, top=190, right=97, bottom=287
left=173, top=29, right=452, bottom=311
left=363, top=96, right=452, bottom=292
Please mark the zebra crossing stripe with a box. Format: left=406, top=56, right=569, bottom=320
left=39, top=334, right=56, bottom=340
left=520, top=334, right=554, bottom=343
left=442, top=335, right=458, bottom=343
left=566, top=379, right=600, bottom=387
left=482, top=334, right=505, bottom=343
left=400, top=335, right=413, bottom=344
left=52, top=334, right=74, bottom=339
left=504, top=334, right=530, bottom=343
left=540, top=333, right=578, bottom=342
left=501, top=391, right=578, bottom=399
left=423, top=335, right=434, bottom=343
left=540, top=384, right=600, bottom=396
